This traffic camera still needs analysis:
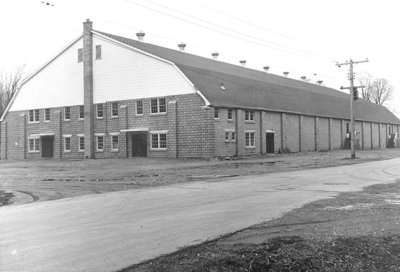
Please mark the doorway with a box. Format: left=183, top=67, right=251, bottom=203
left=266, top=132, right=275, bottom=153
left=41, top=136, right=54, bottom=158
left=132, top=134, right=147, bottom=157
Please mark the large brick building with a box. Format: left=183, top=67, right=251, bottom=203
left=1, top=20, right=399, bottom=160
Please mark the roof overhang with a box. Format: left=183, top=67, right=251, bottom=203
left=120, top=128, right=149, bottom=133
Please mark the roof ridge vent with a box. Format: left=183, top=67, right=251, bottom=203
left=239, top=60, right=246, bottom=67
left=263, top=66, right=270, bottom=72
left=211, top=52, right=219, bottom=60
left=301, top=76, right=307, bottom=80
left=317, top=80, right=324, bottom=85
left=136, top=31, right=145, bottom=42
left=283, top=71, right=289, bottom=77
left=178, top=42, right=186, bottom=52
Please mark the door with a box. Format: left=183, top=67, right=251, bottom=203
left=132, top=134, right=147, bottom=157
left=266, top=132, right=274, bottom=153
left=41, top=136, right=54, bottom=158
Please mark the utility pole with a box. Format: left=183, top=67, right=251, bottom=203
left=336, top=59, right=368, bottom=159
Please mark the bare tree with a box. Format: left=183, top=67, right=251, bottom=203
left=358, top=73, right=393, bottom=106
left=0, top=66, right=25, bottom=117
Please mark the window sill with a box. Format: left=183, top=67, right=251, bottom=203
left=96, top=150, right=104, bottom=152
left=111, top=116, right=119, bottom=119
left=245, top=120, right=255, bottom=124
left=28, top=122, right=40, bottom=124
left=150, top=148, right=167, bottom=151
left=227, top=119, right=234, bottom=123
left=78, top=118, right=84, bottom=121
left=111, top=149, right=119, bottom=152
left=150, top=112, right=167, bottom=116
left=78, top=150, right=85, bottom=152
left=44, top=120, right=50, bottom=123
left=64, top=151, right=71, bottom=153
left=245, top=146, right=256, bottom=149
left=96, top=117, right=104, bottom=120
left=64, top=119, right=71, bottom=122
left=135, top=114, right=144, bottom=117
left=28, top=150, right=40, bottom=153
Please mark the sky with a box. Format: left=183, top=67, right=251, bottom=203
left=1, top=0, right=399, bottom=115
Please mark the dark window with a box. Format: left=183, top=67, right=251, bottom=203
left=151, top=98, right=166, bottom=114
left=112, top=135, right=119, bottom=150
left=346, top=123, right=350, bottom=133
left=29, top=138, right=40, bottom=152
left=95, top=45, right=102, bottom=59
left=45, top=109, right=50, bottom=121
left=136, top=100, right=143, bottom=115
left=64, top=107, right=71, bottom=120
left=111, top=102, right=118, bottom=117
left=64, top=137, right=71, bottom=152
left=245, top=110, right=254, bottom=121
left=214, top=108, right=219, bottom=119
left=245, top=132, right=255, bottom=147
left=97, top=136, right=104, bottom=151
left=79, top=105, right=84, bottom=119
left=79, top=137, right=85, bottom=151
left=225, top=132, right=230, bottom=142
left=231, top=132, right=236, bottom=142
left=78, top=48, right=83, bottom=62
left=151, top=133, right=167, bottom=149
left=97, top=104, right=104, bottom=118
left=227, top=109, right=233, bottom=120
left=29, top=109, right=40, bottom=123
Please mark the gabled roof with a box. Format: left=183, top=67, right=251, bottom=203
left=92, top=31, right=400, bottom=124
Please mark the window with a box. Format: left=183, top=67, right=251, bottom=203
left=28, top=109, right=39, bottom=123
left=150, top=98, right=166, bottom=114
left=64, top=137, right=71, bottom=152
left=78, top=48, right=83, bottom=62
left=214, top=108, right=219, bottom=119
left=44, top=109, right=50, bottom=122
left=346, top=123, right=350, bottom=133
left=151, top=133, right=167, bottom=149
left=225, top=132, right=230, bottom=142
left=97, top=104, right=104, bottom=118
left=79, top=105, right=84, bottom=120
left=28, top=138, right=40, bottom=152
left=95, top=45, right=102, bottom=60
left=245, top=110, right=254, bottom=121
left=231, top=132, right=236, bottom=142
left=389, top=126, right=392, bottom=135
left=96, top=136, right=104, bottom=151
left=79, top=136, right=85, bottom=152
left=111, top=102, right=118, bottom=117
left=227, top=109, right=233, bottom=120
left=64, top=107, right=71, bottom=121
left=136, top=100, right=143, bottom=115
left=245, top=132, right=255, bottom=148
left=111, top=135, right=119, bottom=151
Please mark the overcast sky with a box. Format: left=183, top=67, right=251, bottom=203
left=1, top=0, right=399, bottom=115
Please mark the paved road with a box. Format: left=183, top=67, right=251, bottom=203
left=1, top=159, right=400, bottom=272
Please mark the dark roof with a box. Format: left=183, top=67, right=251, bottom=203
left=96, top=31, right=400, bottom=124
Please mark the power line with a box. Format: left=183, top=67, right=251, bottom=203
left=186, top=0, right=346, bottom=56
left=124, top=0, right=333, bottom=61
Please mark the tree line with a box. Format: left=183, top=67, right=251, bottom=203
left=0, top=66, right=25, bottom=117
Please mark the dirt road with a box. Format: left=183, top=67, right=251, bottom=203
left=1, top=158, right=400, bottom=272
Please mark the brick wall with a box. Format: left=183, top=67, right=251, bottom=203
left=1, top=93, right=213, bottom=160
left=331, top=119, right=342, bottom=150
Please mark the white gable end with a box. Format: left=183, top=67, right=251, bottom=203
left=9, top=38, right=84, bottom=111
left=92, top=34, right=195, bottom=103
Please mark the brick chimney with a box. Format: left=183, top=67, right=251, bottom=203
left=83, top=19, right=94, bottom=159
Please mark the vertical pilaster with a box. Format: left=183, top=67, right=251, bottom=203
left=118, top=105, right=128, bottom=157
left=167, top=101, right=178, bottom=158
left=378, top=123, right=381, bottom=148
left=281, top=113, right=286, bottom=151
left=328, top=118, right=332, bottom=150
left=54, top=110, right=62, bottom=158
left=1, top=121, right=7, bottom=159
left=314, top=116, right=319, bottom=151
left=299, top=115, right=303, bottom=152
left=361, top=121, right=365, bottom=150
left=83, top=19, right=94, bottom=159
left=259, top=111, right=263, bottom=154
left=370, top=122, right=373, bottom=149
left=18, top=114, right=27, bottom=159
